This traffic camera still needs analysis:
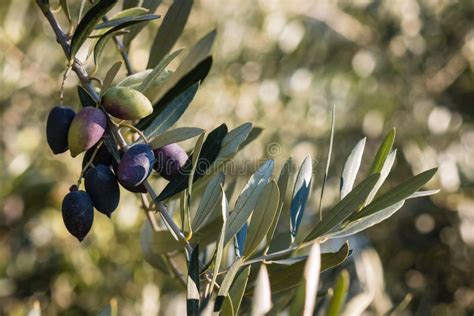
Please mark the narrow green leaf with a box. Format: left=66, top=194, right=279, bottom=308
left=117, top=69, right=152, bottom=87
left=408, top=189, right=440, bottom=199
left=139, top=49, right=183, bottom=95
left=368, top=128, right=396, bottom=175
left=251, top=265, right=272, bottom=316
left=352, top=168, right=437, bottom=220
left=326, top=270, right=350, bottom=316
left=102, top=61, right=122, bottom=92
left=60, top=0, right=72, bottom=22
left=148, top=127, right=204, bottom=148
left=221, top=266, right=251, bottom=316
left=224, top=160, right=275, bottom=245
left=147, top=0, right=193, bottom=68
left=123, top=0, right=163, bottom=46
left=187, top=245, right=200, bottom=315
left=148, top=30, right=216, bottom=106
left=209, top=188, right=228, bottom=294
left=364, top=149, right=397, bottom=206
left=290, top=243, right=321, bottom=316
left=216, top=122, right=253, bottom=161
left=93, top=14, right=160, bottom=66
left=267, top=158, right=292, bottom=242
left=187, top=132, right=206, bottom=204
left=71, top=0, right=118, bottom=58
left=95, top=12, right=157, bottom=30
left=304, top=173, right=380, bottom=241
left=244, top=180, right=280, bottom=257
left=239, top=126, right=263, bottom=151
left=340, top=137, right=366, bottom=199
left=290, top=155, right=312, bottom=238
left=192, top=172, right=225, bottom=232
left=215, top=258, right=244, bottom=312
left=327, top=201, right=405, bottom=239
left=142, top=83, right=199, bottom=138
left=318, top=104, right=336, bottom=216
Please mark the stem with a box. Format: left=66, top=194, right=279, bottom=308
left=36, top=0, right=192, bottom=257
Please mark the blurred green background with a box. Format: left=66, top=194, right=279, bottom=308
left=1, top=0, right=473, bottom=315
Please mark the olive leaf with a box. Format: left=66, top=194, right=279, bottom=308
left=368, top=128, right=396, bottom=175
left=139, top=49, right=183, bottom=96
left=95, top=12, right=156, bottom=30
left=224, top=160, right=275, bottom=245
left=214, top=258, right=244, bottom=312
left=102, top=61, right=122, bottom=92
left=192, top=172, right=225, bottom=232
left=267, top=158, right=292, bottom=243
left=290, top=155, right=312, bottom=238
left=94, top=14, right=160, bottom=66
left=221, top=266, right=251, bottom=316
left=209, top=188, right=228, bottom=294
left=123, top=0, right=164, bottom=47
left=244, top=180, right=280, bottom=258
left=148, top=127, right=204, bottom=148
left=148, top=0, right=193, bottom=68
left=304, top=173, right=380, bottom=241
left=70, top=0, right=118, bottom=58
left=340, top=137, right=366, bottom=199
left=318, top=104, right=335, bottom=216
left=351, top=168, right=437, bottom=221
left=364, top=149, right=397, bottom=206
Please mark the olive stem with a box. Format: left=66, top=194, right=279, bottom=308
left=36, top=0, right=193, bottom=257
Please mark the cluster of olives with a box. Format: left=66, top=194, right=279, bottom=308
left=46, top=86, right=189, bottom=241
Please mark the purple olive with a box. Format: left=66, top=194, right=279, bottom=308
left=62, top=185, right=94, bottom=242
left=68, top=107, right=107, bottom=157
left=85, top=165, right=120, bottom=217
left=112, top=150, right=147, bottom=193
left=153, top=143, right=188, bottom=181
left=117, top=144, right=155, bottom=189
left=46, top=106, right=76, bottom=154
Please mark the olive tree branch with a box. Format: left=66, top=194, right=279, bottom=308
left=36, top=0, right=193, bottom=257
